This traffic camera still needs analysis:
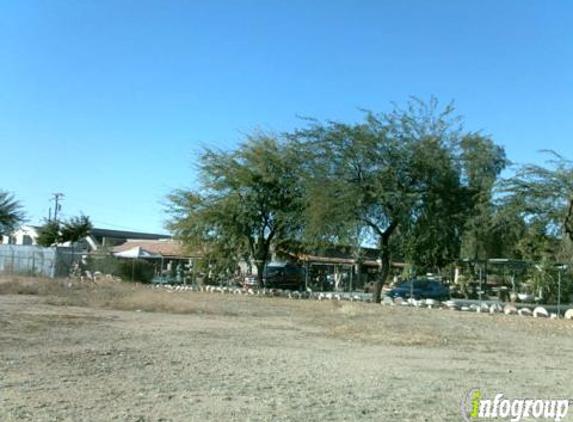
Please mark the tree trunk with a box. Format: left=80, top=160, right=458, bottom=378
left=254, top=239, right=269, bottom=287
left=255, top=261, right=265, bottom=287
left=565, top=197, right=573, bottom=242
left=372, top=222, right=397, bottom=303
left=250, top=228, right=275, bottom=288
left=373, top=242, right=391, bottom=303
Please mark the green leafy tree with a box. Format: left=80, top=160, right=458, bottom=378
left=294, top=98, right=483, bottom=302
left=36, top=215, right=93, bottom=249
left=392, top=135, right=472, bottom=272
left=493, top=152, right=573, bottom=303
left=499, top=151, right=573, bottom=261
left=0, top=190, right=25, bottom=237
left=60, top=215, right=93, bottom=245
left=166, top=133, right=305, bottom=283
left=458, top=134, right=509, bottom=260
left=61, top=215, right=93, bottom=267
left=36, top=220, right=61, bottom=247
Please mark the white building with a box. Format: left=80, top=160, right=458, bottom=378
left=2, top=225, right=170, bottom=251
left=1, top=225, right=38, bottom=245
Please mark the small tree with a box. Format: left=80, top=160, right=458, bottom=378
left=36, top=215, right=93, bottom=251
left=60, top=215, right=93, bottom=245
left=36, top=220, right=61, bottom=247
left=60, top=215, right=93, bottom=272
left=0, top=190, right=25, bottom=237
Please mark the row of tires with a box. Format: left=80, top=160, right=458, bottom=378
left=148, top=284, right=573, bottom=319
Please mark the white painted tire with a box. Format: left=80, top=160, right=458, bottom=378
left=533, top=306, right=549, bottom=318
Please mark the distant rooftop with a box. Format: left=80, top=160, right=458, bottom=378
left=113, top=239, right=189, bottom=258
left=18, top=224, right=171, bottom=241
left=90, top=228, right=171, bottom=240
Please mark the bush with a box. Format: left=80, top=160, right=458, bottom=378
left=118, top=259, right=154, bottom=283
left=91, top=255, right=121, bottom=276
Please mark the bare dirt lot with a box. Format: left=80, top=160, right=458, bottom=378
left=1, top=277, right=572, bottom=422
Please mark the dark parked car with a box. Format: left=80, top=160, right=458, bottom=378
left=263, top=263, right=306, bottom=290
left=243, top=264, right=306, bottom=290
left=386, top=278, right=450, bottom=301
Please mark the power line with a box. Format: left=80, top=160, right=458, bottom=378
left=63, top=194, right=165, bottom=217
left=42, top=194, right=168, bottom=233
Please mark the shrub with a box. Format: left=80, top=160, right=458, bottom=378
left=91, top=255, right=121, bottom=276
left=118, top=259, right=154, bottom=283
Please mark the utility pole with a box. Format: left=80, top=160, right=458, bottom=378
left=51, top=193, right=64, bottom=222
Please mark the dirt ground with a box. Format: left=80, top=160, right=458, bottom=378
left=1, top=277, right=572, bottom=422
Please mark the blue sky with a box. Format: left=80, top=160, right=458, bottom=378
left=1, top=0, right=572, bottom=234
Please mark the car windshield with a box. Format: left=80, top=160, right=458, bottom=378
left=397, top=279, right=430, bottom=289
left=263, top=267, right=283, bottom=277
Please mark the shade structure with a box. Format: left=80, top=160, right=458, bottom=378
left=114, top=246, right=162, bottom=259
left=113, top=246, right=163, bottom=282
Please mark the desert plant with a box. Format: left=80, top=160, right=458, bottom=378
left=0, top=191, right=25, bottom=236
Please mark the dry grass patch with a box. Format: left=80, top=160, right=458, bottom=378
left=0, top=276, right=76, bottom=296
left=0, top=276, right=297, bottom=318
left=3, top=276, right=571, bottom=350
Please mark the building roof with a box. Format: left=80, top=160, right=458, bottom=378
left=113, top=239, right=190, bottom=258
left=90, top=228, right=171, bottom=240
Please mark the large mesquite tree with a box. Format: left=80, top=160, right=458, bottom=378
left=166, top=133, right=305, bottom=282
left=499, top=151, right=573, bottom=260
left=294, top=99, right=503, bottom=302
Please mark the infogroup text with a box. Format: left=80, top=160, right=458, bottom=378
left=461, top=388, right=570, bottom=422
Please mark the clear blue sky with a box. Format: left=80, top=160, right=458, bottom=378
left=1, top=0, right=572, bottom=234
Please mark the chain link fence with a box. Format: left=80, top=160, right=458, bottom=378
left=0, top=245, right=81, bottom=278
